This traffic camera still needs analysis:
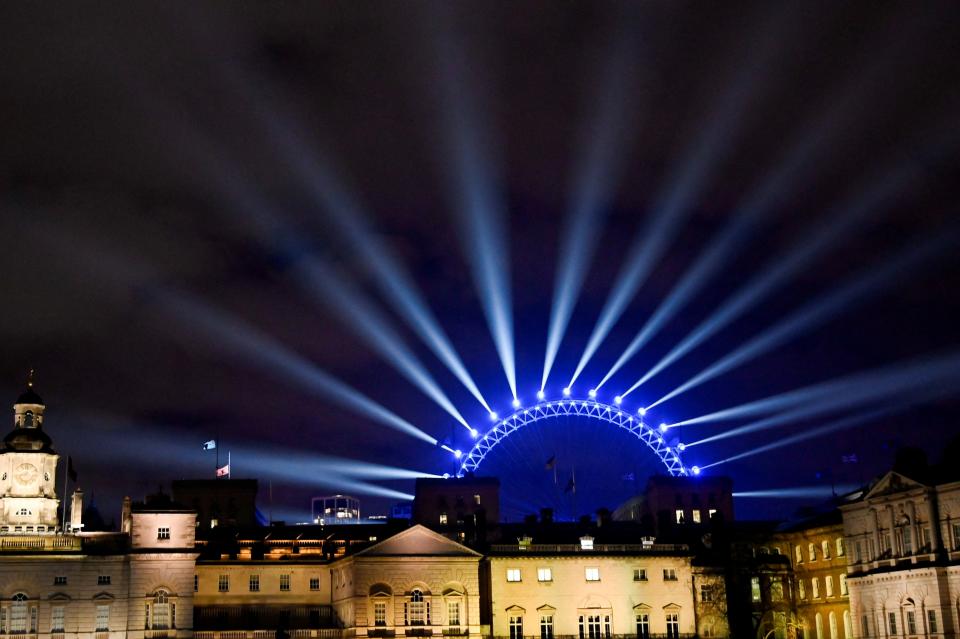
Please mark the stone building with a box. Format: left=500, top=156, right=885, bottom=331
left=0, top=383, right=198, bottom=639
left=774, top=509, right=851, bottom=638
left=840, top=470, right=960, bottom=638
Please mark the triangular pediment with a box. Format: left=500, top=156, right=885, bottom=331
left=355, top=525, right=482, bottom=557
left=863, top=471, right=927, bottom=500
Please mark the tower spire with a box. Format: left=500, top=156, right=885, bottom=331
left=27, top=368, right=35, bottom=388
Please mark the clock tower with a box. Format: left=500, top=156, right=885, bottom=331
left=0, top=377, right=60, bottom=532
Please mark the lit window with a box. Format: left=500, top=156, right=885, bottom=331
left=692, top=509, right=702, bottom=524
left=798, top=579, right=805, bottom=599
left=98, top=575, right=111, bottom=586
left=822, top=540, right=830, bottom=559
left=836, top=538, right=844, bottom=556
left=770, top=579, right=783, bottom=601
left=751, top=577, right=761, bottom=602
left=839, top=574, right=847, bottom=596
left=663, top=568, right=677, bottom=581
left=310, top=577, right=320, bottom=591
left=157, top=527, right=170, bottom=540
left=812, top=577, right=820, bottom=599
left=633, top=568, right=647, bottom=581
left=474, top=494, right=481, bottom=506
left=407, top=589, right=426, bottom=626
left=506, top=569, right=521, bottom=582
left=447, top=601, right=460, bottom=626
left=580, top=536, right=594, bottom=550
left=374, top=602, right=387, bottom=626
left=280, top=574, right=291, bottom=591
left=795, top=546, right=803, bottom=564
left=808, top=543, right=816, bottom=561
left=509, top=615, right=523, bottom=639
left=218, top=575, right=229, bottom=592
left=675, top=509, right=685, bottom=524
left=665, top=612, right=679, bottom=637
left=149, top=591, right=173, bottom=630
left=439, top=513, right=448, bottom=525
left=51, top=606, right=65, bottom=633
left=636, top=613, right=649, bottom=639
left=585, top=567, right=600, bottom=581
left=700, top=585, right=714, bottom=602
left=537, top=568, right=552, bottom=582
left=708, top=508, right=717, bottom=519
left=96, top=605, right=110, bottom=632
left=825, top=576, right=834, bottom=597
left=249, top=575, right=260, bottom=592
left=540, top=614, right=554, bottom=639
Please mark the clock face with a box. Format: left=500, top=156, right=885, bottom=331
left=14, top=463, right=39, bottom=486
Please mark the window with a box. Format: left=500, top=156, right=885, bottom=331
left=194, top=575, right=199, bottom=592
left=812, top=577, right=820, bottom=598
left=280, top=574, right=291, bottom=591
left=509, top=615, right=523, bottom=639
left=537, top=567, right=552, bottom=582
left=860, top=615, right=869, bottom=637
left=585, top=567, right=600, bottom=581
left=218, top=575, right=230, bottom=592
left=808, top=543, right=817, bottom=561
left=906, top=610, right=916, bottom=635
left=700, top=585, right=714, bottom=602
left=751, top=577, right=761, bottom=602
left=814, top=613, right=823, bottom=639
left=98, top=575, right=111, bottom=585
left=633, top=568, right=647, bottom=581
left=675, top=509, right=685, bottom=524
left=249, top=575, right=260, bottom=592
left=798, top=579, right=805, bottom=599
left=708, top=508, right=717, bottom=519
left=770, top=579, right=784, bottom=602
left=439, top=513, right=448, bottom=525
left=54, top=576, right=67, bottom=586
left=474, top=494, right=481, bottom=506
left=953, top=522, right=960, bottom=549
left=665, top=612, right=679, bottom=639
left=887, top=612, right=897, bottom=636
left=408, top=589, right=426, bottom=626
left=839, top=574, right=847, bottom=596
left=843, top=611, right=852, bottom=639
left=374, top=602, right=387, bottom=626
left=96, top=605, right=110, bottom=632
left=579, top=614, right=605, bottom=639
left=51, top=606, right=65, bottom=633
left=902, top=527, right=913, bottom=554
left=150, top=591, right=173, bottom=630
left=825, top=575, right=834, bottom=597
left=636, top=613, right=649, bottom=639
left=854, top=541, right=863, bottom=563
left=821, top=540, right=830, bottom=559
left=927, top=610, right=938, bottom=634
left=795, top=546, right=803, bottom=564
left=506, top=569, right=521, bottom=582
left=447, top=601, right=460, bottom=627
left=540, top=614, right=553, bottom=639
left=663, top=568, right=677, bottom=581
left=9, top=593, right=29, bottom=634
left=835, top=538, right=844, bottom=556
left=829, top=612, right=838, bottom=639
left=310, top=577, right=320, bottom=591
left=157, top=527, right=170, bottom=540
left=692, top=509, right=702, bottom=523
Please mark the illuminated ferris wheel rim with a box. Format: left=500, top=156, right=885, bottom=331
left=453, top=395, right=698, bottom=478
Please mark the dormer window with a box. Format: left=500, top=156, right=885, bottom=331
left=23, top=411, right=34, bottom=427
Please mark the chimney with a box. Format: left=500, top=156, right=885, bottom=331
left=596, top=508, right=611, bottom=527
left=121, top=496, right=132, bottom=534
left=69, top=488, right=84, bottom=531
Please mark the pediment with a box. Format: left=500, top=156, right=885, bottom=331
left=355, top=525, right=482, bottom=558
left=92, top=592, right=115, bottom=601
left=863, top=471, right=927, bottom=500
left=505, top=605, right=526, bottom=613
left=48, top=592, right=71, bottom=601
left=662, top=603, right=681, bottom=610
left=537, top=605, right=556, bottom=612
left=633, top=603, right=652, bottom=611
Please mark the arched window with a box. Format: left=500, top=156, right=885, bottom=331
left=407, top=589, right=426, bottom=626
left=842, top=611, right=852, bottom=639
left=22, top=412, right=34, bottom=427
left=815, top=613, right=823, bottom=639
left=828, top=612, right=838, bottom=639
left=9, top=593, right=34, bottom=634
left=147, top=590, right=174, bottom=630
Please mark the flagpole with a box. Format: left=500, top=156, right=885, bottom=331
left=227, top=451, right=231, bottom=479
left=61, top=456, right=69, bottom=532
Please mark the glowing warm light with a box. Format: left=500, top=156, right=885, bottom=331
left=563, top=387, right=571, bottom=397
left=537, top=390, right=546, bottom=401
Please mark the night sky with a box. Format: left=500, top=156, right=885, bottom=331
left=2, top=1, right=959, bottom=525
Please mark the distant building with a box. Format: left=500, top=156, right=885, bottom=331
left=312, top=494, right=361, bottom=524
left=414, top=476, right=499, bottom=544
left=634, top=475, right=734, bottom=535
left=172, top=478, right=259, bottom=529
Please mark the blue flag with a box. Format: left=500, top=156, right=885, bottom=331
left=202, top=439, right=217, bottom=450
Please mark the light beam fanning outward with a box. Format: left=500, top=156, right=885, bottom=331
left=293, top=260, right=473, bottom=432
left=625, top=145, right=926, bottom=395
left=697, top=407, right=893, bottom=469
left=158, top=290, right=439, bottom=446
left=566, top=4, right=794, bottom=389
left=733, top=486, right=859, bottom=499
left=541, top=32, right=641, bottom=392
left=649, top=230, right=958, bottom=409
left=672, top=349, right=960, bottom=432
left=435, top=22, right=516, bottom=399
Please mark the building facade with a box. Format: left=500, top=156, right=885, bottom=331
left=840, top=470, right=960, bottom=639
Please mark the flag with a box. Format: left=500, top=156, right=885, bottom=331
left=841, top=454, right=858, bottom=464
left=67, top=456, right=78, bottom=483
left=202, top=439, right=217, bottom=450
left=545, top=455, right=556, bottom=470
left=564, top=476, right=576, bottom=494
left=216, top=464, right=230, bottom=478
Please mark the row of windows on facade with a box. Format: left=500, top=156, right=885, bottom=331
left=40, top=575, right=111, bottom=586
left=796, top=574, right=847, bottom=600
left=674, top=508, right=717, bottom=524
left=207, top=574, right=320, bottom=592
left=0, top=592, right=173, bottom=633
left=507, top=611, right=682, bottom=639
left=805, top=610, right=852, bottom=639
left=374, top=590, right=462, bottom=627
left=861, top=608, right=939, bottom=637
left=791, top=538, right=845, bottom=564
left=848, top=522, right=960, bottom=562
left=504, top=567, right=678, bottom=583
